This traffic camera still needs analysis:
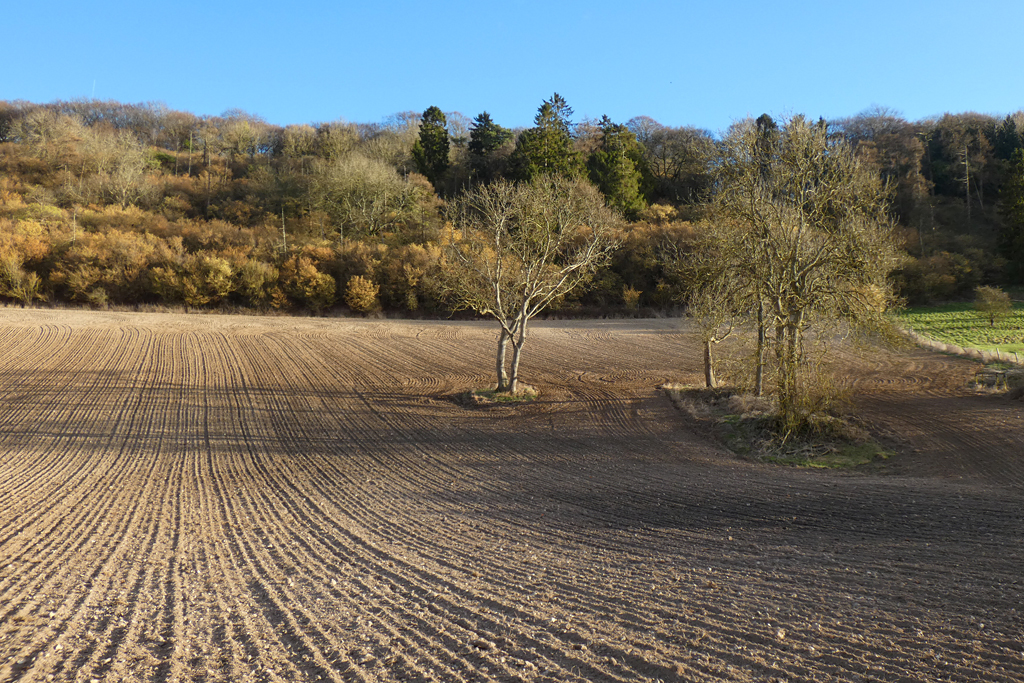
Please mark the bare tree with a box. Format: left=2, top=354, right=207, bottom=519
left=160, top=110, right=199, bottom=174
left=677, top=219, right=751, bottom=389
left=687, top=275, right=736, bottom=389
left=442, top=176, right=620, bottom=393
left=308, top=154, right=417, bottom=239
left=638, top=125, right=717, bottom=205
left=105, top=132, right=150, bottom=208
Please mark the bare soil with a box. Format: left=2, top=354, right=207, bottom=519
left=0, top=310, right=1021, bottom=683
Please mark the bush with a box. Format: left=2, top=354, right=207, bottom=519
left=0, top=255, right=42, bottom=305
left=374, top=242, right=441, bottom=311
left=286, top=256, right=336, bottom=313
left=895, top=251, right=979, bottom=304
left=85, top=287, right=108, bottom=309
left=345, top=275, right=379, bottom=313
left=622, top=285, right=642, bottom=310
left=153, top=253, right=234, bottom=307
left=61, top=264, right=102, bottom=301
left=184, top=254, right=234, bottom=307
left=237, top=260, right=280, bottom=309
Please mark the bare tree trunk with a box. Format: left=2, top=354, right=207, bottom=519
left=280, top=207, right=288, bottom=253
left=963, top=144, right=971, bottom=224
left=495, top=328, right=510, bottom=391
left=775, top=321, right=791, bottom=426
left=703, top=340, right=717, bottom=389
left=777, top=314, right=803, bottom=430
left=754, top=299, right=765, bottom=396
left=508, top=321, right=528, bottom=394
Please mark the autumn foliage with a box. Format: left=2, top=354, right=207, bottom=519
left=0, top=97, right=1021, bottom=314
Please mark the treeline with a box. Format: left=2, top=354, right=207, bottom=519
left=0, top=97, right=1022, bottom=313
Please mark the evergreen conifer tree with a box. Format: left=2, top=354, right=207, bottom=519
left=412, top=106, right=450, bottom=189
left=508, top=94, right=584, bottom=181
left=994, top=115, right=1023, bottom=161
left=468, top=112, right=512, bottom=184
left=587, top=116, right=647, bottom=219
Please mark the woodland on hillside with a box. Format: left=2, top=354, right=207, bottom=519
left=0, top=97, right=1022, bottom=315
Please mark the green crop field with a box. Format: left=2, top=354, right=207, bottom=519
left=894, top=303, right=1024, bottom=353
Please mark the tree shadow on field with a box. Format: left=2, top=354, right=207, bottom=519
left=439, top=455, right=1024, bottom=545
left=412, top=389, right=1024, bottom=569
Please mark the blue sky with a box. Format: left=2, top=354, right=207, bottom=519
left=4, top=0, right=1022, bottom=132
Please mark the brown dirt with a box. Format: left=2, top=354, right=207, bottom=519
left=0, top=310, right=1021, bottom=683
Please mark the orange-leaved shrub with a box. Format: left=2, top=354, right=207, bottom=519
left=344, top=275, right=379, bottom=313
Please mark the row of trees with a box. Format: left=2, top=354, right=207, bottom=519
left=5, top=96, right=1021, bottom=213
left=407, top=99, right=1024, bottom=311
left=406, top=95, right=711, bottom=218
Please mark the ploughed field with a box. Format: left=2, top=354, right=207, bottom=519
left=0, top=310, right=1021, bottom=683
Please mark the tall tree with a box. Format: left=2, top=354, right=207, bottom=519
left=587, top=116, right=648, bottom=219
left=993, top=115, right=1022, bottom=161
left=412, top=106, right=450, bottom=189
left=929, top=113, right=997, bottom=218
left=626, top=115, right=662, bottom=149
left=441, top=176, right=620, bottom=393
left=468, top=111, right=513, bottom=184
left=508, top=94, right=584, bottom=181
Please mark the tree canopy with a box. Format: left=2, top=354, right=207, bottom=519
left=468, top=111, right=513, bottom=184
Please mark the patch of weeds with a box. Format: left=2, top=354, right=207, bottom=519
left=452, top=385, right=538, bottom=407
left=661, top=384, right=892, bottom=469
left=756, top=437, right=892, bottom=469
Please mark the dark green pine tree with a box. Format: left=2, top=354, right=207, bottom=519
left=587, top=116, right=648, bottom=219
left=754, top=113, right=781, bottom=184
left=994, top=115, right=1023, bottom=161
left=468, top=111, right=513, bottom=184
left=412, top=106, right=450, bottom=189
left=999, top=149, right=1024, bottom=282
left=508, top=93, right=584, bottom=181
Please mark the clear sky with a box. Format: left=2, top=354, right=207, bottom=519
left=4, top=0, right=1022, bottom=133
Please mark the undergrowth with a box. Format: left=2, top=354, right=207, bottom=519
left=452, top=385, right=538, bottom=407
left=662, top=384, right=892, bottom=469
